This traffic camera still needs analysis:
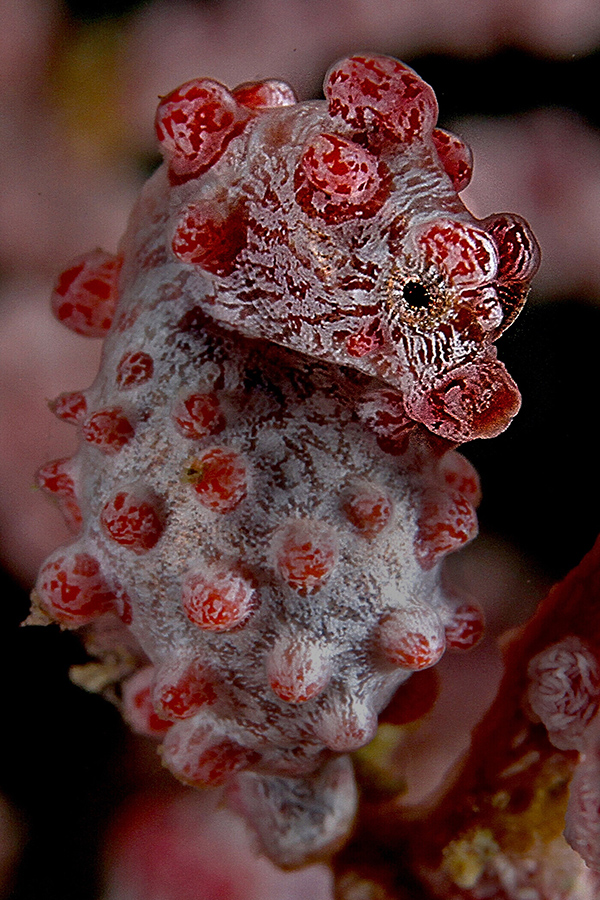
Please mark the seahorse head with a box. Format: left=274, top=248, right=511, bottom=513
left=154, top=54, right=540, bottom=443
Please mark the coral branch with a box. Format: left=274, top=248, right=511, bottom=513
left=334, top=537, right=600, bottom=898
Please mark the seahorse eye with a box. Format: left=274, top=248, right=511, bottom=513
left=402, top=281, right=431, bottom=309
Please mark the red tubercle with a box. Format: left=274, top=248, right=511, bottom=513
left=437, top=451, right=481, bottom=508
left=116, top=351, right=154, bottom=389
left=325, top=54, right=438, bottom=145
left=171, top=392, right=226, bottom=440
left=51, top=249, right=121, bottom=337
left=162, top=719, right=257, bottom=787
left=342, top=482, right=392, bottom=538
left=153, top=657, right=218, bottom=719
left=444, top=603, right=485, bottom=650
left=34, top=550, right=116, bottom=627
left=300, top=133, right=381, bottom=202
left=346, top=318, right=385, bottom=358
left=232, top=78, right=297, bottom=109
left=267, top=634, right=331, bottom=704
left=35, top=458, right=82, bottom=532
left=184, top=447, right=248, bottom=513
left=432, top=127, right=473, bottom=192
left=100, top=490, right=164, bottom=554
left=482, top=212, right=541, bottom=285
left=415, top=219, right=498, bottom=288
left=122, top=667, right=172, bottom=737
left=379, top=608, right=446, bottom=670
left=82, top=408, right=135, bottom=454
left=181, top=566, right=256, bottom=632
left=415, top=487, right=478, bottom=570
left=48, top=390, right=88, bottom=425
left=407, top=356, right=522, bottom=442
left=155, top=78, right=249, bottom=184
left=273, top=519, right=338, bottom=595
left=172, top=200, right=248, bottom=277
left=294, top=155, right=390, bottom=224
left=315, top=699, right=378, bottom=752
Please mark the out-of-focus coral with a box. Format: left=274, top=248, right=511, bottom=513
left=334, top=536, right=600, bottom=899
left=102, top=790, right=333, bottom=900
left=461, top=110, right=600, bottom=300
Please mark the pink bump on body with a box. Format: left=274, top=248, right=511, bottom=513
left=51, top=249, right=121, bottom=337
left=267, top=634, right=331, bottom=703
left=35, top=457, right=82, bottom=532
left=82, top=408, right=135, bottom=454
left=35, top=550, right=116, bottom=627
left=121, top=667, right=172, bottom=737
left=162, top=718, right=257, bottom=787
left=171, top=392, right=226, bottom=439
left=181, top=566, right=255, bottom=632
left=300, top=133, right=381, bottom=203
left=155, top=78, right=249, bottom=183
left=342, top=481, right=392, bottom=538
left=432, top=127, right=473, bottom=192
left=415, top=219, right=498, bottom=288
left=273, top=520, right=337, bottom=595
left=437, top=451, right=481, bottom=508
left=185, top=447, right=248, bottom=513
left=379, top=607, right=446, bottom=670
left=116, top=351, right=154, bottom=389
left=315, top=698, right=378, bottom=752
left=325, top=54, right=438, bottom=144
left=232, top=78, right=297, bottom=109
left=172, top=200, right=248, bottom=276
left=48, top=390, right=88, bottom=424
left=100, top=490, right=163, bottom=554
left=152, top=657, right=218, bottom=720
left=415, top=485, right=478, bottom=571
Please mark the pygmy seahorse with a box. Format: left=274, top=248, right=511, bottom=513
left=32, top=55, right=539, bottom=867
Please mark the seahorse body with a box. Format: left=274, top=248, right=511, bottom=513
left=32, top=55, right=538, bottom=866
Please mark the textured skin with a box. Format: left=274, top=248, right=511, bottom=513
left=31, top=55, right=538, bottom=867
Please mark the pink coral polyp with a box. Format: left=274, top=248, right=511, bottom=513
left=526, top=637, right=600, bottom=751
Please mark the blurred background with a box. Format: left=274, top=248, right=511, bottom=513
left=0, top=0, right=599, bottom=896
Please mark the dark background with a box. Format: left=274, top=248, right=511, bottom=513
left=1, top=2, right=599, bottom=897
